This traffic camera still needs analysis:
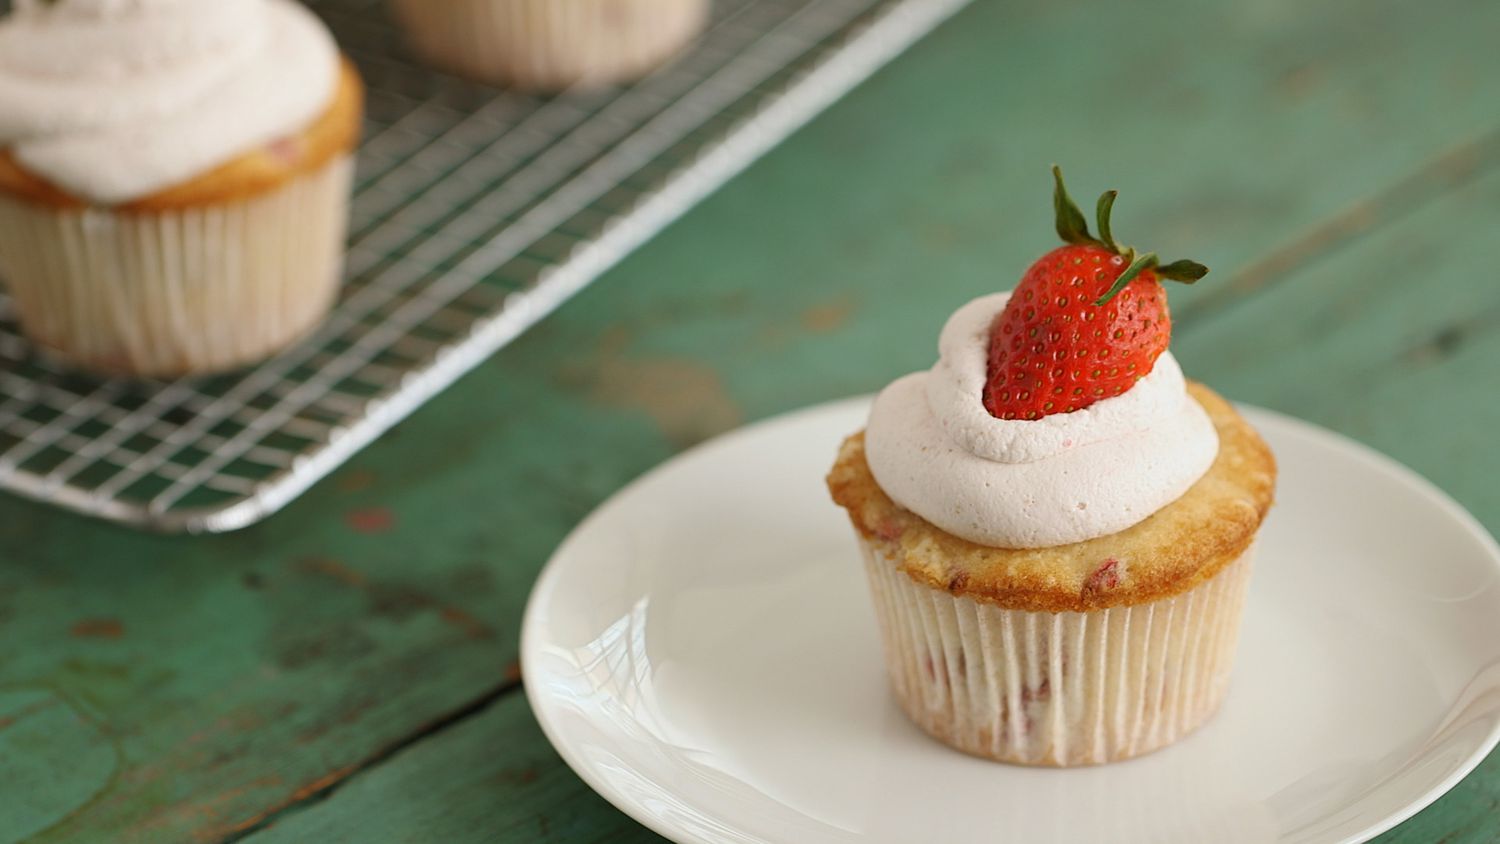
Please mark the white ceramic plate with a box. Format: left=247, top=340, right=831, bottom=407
left=522, top=397, right=1500, bottom=844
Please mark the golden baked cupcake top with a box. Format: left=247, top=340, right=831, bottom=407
left=828, top=168, right=1277, bottom=611
left=0, top=0, right=359, bottom=211
left=0, top=60, right=363, bottom=213
left=829, top=381, right=1275, bottom=612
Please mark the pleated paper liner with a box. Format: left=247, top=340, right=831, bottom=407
left=389, top=0, right=710, bottom=90
left=0, top=156, right=353, bottom=378
left=861, top=539, right=1254, bottom=766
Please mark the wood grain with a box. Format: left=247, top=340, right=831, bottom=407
left=233, top=142, right=1500, bottom=844
left=0, top=0, right=1497, bottom=840
left=233, top=164, right=1500, bottom=844
left=237, top=694, right=653, bottom=844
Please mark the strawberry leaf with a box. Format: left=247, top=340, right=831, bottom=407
left=1052, top=165, right=1094, bottom=245
left=1047, top=167, right=1209, bottom=292
left=1096, top=190, right=1118, bottom=251
left=1154, top=259, right=1209, bottom=282
left=1094, top=251, right=1159, bottom=306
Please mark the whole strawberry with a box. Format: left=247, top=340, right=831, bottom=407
left=983, top=167, right=1208, bottom=421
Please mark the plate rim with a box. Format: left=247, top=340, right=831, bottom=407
left=521, top=395, right=1500, bottom=844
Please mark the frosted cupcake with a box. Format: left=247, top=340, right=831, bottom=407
left=0, top=0, right=363, bottom=377
left=827, top=169, right=1276, bottom=766
left=389, top=0, right=710, bottom=91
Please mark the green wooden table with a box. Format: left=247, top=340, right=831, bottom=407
left=3, top=0, right=1499, bottom=840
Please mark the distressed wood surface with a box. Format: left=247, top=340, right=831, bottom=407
left=0, top=0, right=1497, bottom=841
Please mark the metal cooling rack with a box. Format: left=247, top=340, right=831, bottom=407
left=0, top=0, right=971, bottom=532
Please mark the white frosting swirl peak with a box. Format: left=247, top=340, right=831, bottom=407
left=865, top=293, right=1219, bottom=548
left=0, top=0, right=339, bottom=204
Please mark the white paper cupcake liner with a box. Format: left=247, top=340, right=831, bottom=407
left=0, top=156, right=353, bottom=377
left=390, top=0, right=710, bottom=90
left=860, top=539, right=1254, bottom=766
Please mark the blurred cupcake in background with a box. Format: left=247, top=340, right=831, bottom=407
left=0, top=0, right=363, bottom=377
left=390, top=0, right=710, bottom=91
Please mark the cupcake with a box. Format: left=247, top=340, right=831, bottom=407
left=0, top=0, right=363, bottom=377
left=827, top=168, right=1276, bottom=766
left=389, top=0, right=710, bottom=91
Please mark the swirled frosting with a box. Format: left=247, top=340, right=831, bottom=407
left=0, top=0, right=339, bottom=204
left=865, top=293, right=1219, bottom=548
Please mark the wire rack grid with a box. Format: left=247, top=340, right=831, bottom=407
left=0, top=0, right=972, bottom=532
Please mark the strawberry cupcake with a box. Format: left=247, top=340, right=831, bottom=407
left=0, top=0, right=362, bottom=377
left=389, top=0, right=709, bottom=91
left=827, top=168, right=1276, bottom=766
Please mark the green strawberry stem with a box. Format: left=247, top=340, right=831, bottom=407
left=1095, top=190, right=1118, bottom=251
left=1049, top=165, right=1210, bottom=305
left=1096, top=251, right=1159, bottom=305
left=1052, top=166, right=1094, bottom=245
